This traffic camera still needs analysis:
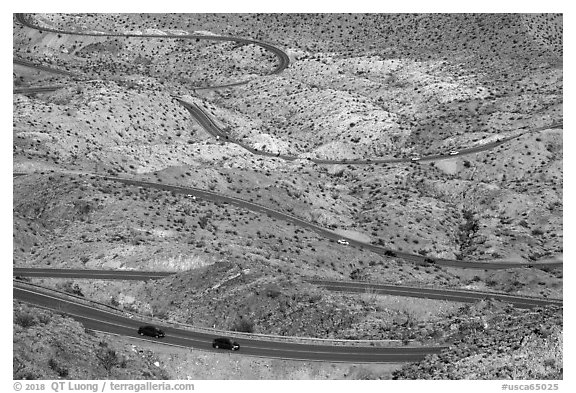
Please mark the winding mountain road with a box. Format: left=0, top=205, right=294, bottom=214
left=15, top=283, right=445, bottom=363
left=14, top=268, right=562, bottom=309
left=15, top=13, right=289, bottom=85
left=13, top=14, right=563, bottom=362
left=96, top=174, right=563, bottom=270
left=13, top=85, right=66, bottom=94
left=12, top=15, right=563, bottom=270
left=13, top=58, right=79, bottom=77
left=180, top=99, right=562, bottom=164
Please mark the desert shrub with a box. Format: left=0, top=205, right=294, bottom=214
left=14, top=356, right=39, bottom=380
left=48, top=358, right=69, bottom=378
left=15, top=312, right=36, bottom=328
left=74, top=200, right=92, bottom=215
left=231, top=318, right=254, bottom=333
left=349, top=268, right=363, bottom=280
left=58, top=281, right=84, bottom=297
left=97, top=347, right=119, bottom=373
left=264, top=288, right=281, bottom=298
left=35, top=311, right=51, bottom=325
left=457, top=209, right=479, bottom=254
left=153, top=308, right=168, bottom=320
left=198, top=215, right=209, bottom=229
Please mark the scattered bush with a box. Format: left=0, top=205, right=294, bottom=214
left=96, top=346, right=119, bottom=373
left=48, top=358, right=69, bottom=378
left=231, top=318, right=254, bottom=333
left=15, top=312, right=36, bottom=328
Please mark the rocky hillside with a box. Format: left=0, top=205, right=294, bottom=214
left=393, top=302, right=562, bottom=379
left=13, top=13, right=562, bottom=380
left=13, top=302, right=169, bottom=379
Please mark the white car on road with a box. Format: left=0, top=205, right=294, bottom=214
left=448, top=150, right=459, bottom=155
left=337, top=239, right=349, bottom=245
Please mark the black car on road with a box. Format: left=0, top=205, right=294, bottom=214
left=138, top=325, right=165, bottom=338
left=212, top=337, right=240, bottom=351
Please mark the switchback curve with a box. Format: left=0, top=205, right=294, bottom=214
left=13, top=14, right=563, bottom=270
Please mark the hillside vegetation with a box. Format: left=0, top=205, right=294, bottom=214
left=13, top=13, right=562, bottom=380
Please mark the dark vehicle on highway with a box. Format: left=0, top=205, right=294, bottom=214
left=212, top=337, right=240, bottom=351
left=138, top=325, right=165, bottom=338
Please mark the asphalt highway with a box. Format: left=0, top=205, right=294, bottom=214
left=12, top=90, right=563, bottom=269
left=13, top=14, right=563, bottom=361
left=13, top=58, right=79, bottom=76
left=14, top=284, right=446, bottom=363
left=308, top=279, right=562, bottom=309
left=12, top=169, right=563, bottom=270
left=14, top=267, right=172, bottom=281
left=169, top=102, right=563, bottom=270
left=15, top=13, right=289, bottom=85
left=182, top=100, right=563, bottom=165
left=12, top=59, right=75, bottom=94
left=13, top=268, right=562, bottom=309
left=13, top=85, right=65, bottom=94
left=96, top=174, right=562, bottom=270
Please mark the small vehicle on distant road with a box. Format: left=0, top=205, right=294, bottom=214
left=212, top=337, right=240, bottom=351
left=138, top=325, right=165, bottom=338
left=448, top=150, right=459, bottom=155
left=337, top=239, right=350, bottom=245
left=411, top=156, right=421, bottom=161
